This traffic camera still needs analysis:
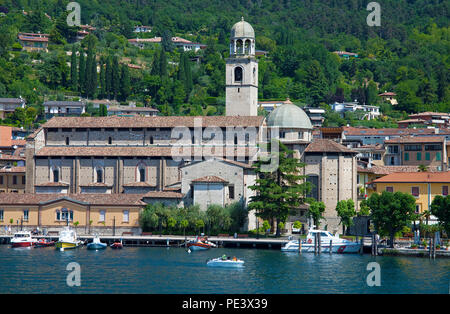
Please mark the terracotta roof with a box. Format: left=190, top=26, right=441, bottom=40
left=35, top=182, right=70, bottom=187
left=142, top=191, right=184, bottom=198
left=0, top=155, right=25, bottom=161
left=342, top=126, right=450, bottom=136
left=79, top=182, right=113, bottom=187
left=397, top=119, right=427, bottom=124
left=304, top=139, right=357, bottom=154
left=192, top=176, right=228, bottom=183
left=358, top=165, right=441, bottom=175
left=123, top=182, right=157, bottom=187
left=42, top=115, right=265, bottom=128
left=108, top=106, right=158, bottom=112
left=0, top=193, right=145, bottom=206
left=11, top=139, right=26, bottom=146
left=378, top=92, right=396, bottom=96
left=0, top=166, right=25, bottom=173
left=409, top=112, right=450, bottom=117
left=384, top=136, right=444, bottom=144
left=0, top=98, right=25, bottom=104
left=35, top=146, right=257, bottom=157
left=372, top=172, right=450, bottom=183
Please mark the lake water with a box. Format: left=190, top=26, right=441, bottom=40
left=0, top=246, right=448, bottom=294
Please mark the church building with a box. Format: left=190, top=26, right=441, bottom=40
left=0, top=18, right=357, bottom=234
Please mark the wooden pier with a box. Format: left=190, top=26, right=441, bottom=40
left=0, top=234, right=290, bottom=249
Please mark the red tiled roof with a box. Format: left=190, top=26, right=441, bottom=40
left=142, top=191, right=184, bottom=199
left=42, top=115, right=265, bottom=128
left=192, top=176, right=228, bottom=183
left=372, top=172, right=450, bottom=183
left=123, top=182, right=157, bottom=187
left=342, top=126, right=450, bottom=136
left=0, top=193, right=145, bottom=206
left=35, top=146, right=258, bottom=157
left=0, top=155, right=25, bottom=161
left=358, top=165, right=441, bottom=175
left=0, top=166, right=25, bottom=173
left=305, top=139, right=356, bottom=154
left=384, top=136, right=444, bottom=144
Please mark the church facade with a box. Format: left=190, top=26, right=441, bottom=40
left=2, top=18, right=357, bottom=234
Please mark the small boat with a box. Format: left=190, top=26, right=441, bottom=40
left=207, top=255, right=244, bottom=268
left=281, top=229, right=361, bottom=253
left=110, top=239, right=123, bottom=249
left=34, top=238, right=55, bottom=248
left=87, top=235, right=107, bottom=250
left=187, top=236, right=217, bottom=251
left=10, top=231, right=37, bottom=248
left=55, top=227, right=81, bottom=251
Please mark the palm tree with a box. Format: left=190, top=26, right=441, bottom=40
left=418, top=165, right=428, bottom=172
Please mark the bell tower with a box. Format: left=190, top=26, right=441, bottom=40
left=225, top=17, right=258, bottom=116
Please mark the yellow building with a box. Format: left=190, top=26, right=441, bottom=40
left=370, top=172, right=450, bottom=220
left=0, top=166, right=26, bottom=193
left=0, top=193, right=146, bottom=234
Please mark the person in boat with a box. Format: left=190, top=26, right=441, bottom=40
left=222, top=254, right=227, bottom=260
left=232, top=257, right=237, bottom=261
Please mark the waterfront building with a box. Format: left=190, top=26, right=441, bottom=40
left=383, top=136, right=447, bottom=170
left=0, top=193, right=145, bottom=234
left=0, top=166, right=26, bottom=193
left=0, top=18, right=359, bottom=235
left=369, top=172, right=450, bottom=224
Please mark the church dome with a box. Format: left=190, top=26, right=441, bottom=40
left=267, top=102, right=313, bottom=129
left=231, top=17, right=255, bottom=38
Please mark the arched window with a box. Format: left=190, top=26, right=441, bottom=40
left=108, top=137, right=112, bottom=145
left=53, top=168, right=59, bottom=183
left=236, top=39, right=243, bottom=54
left=150, top=136, right=154, bottom=144
left=253, top=67, right=256, bottom=84
left=139, top=168, right=145, bottom=182
left=65, top=137, right=69, bottom=145
left=245, top=39, right=251, bottom=54
left=96, top=168, right=103, bottom=183
left=234, top=67, right=243, bottom=82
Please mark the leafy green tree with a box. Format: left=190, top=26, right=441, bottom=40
left=335, top=199, right=356, bottom=235
left=430, top=195, right=450, bottom=235
left=307, top=199, right=326, bottom=228
left=366, top=191, right=418, bottom=247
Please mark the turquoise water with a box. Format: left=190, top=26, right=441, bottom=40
left=0, top=245, right=448, bottom=294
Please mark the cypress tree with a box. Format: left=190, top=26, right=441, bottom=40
left=70, top=45, right=78, bottom=91
left=105, top=56, right=112, bottom=99
left=183, top=53, right=193, bottom=93
left=99, top=58, right=106, bottom=99
left=120, top=64, right=131, bottom=101
left=112, top=55, right=120, bottom=100
left=78, top=47, right=85, bottom=94
left=89, top=56, right=97, bottom=99
left=150, top=49, right=160, bottom=77
left=178, top=52, right=185, bottom=82
left=159, top=48, right=167, bottom=79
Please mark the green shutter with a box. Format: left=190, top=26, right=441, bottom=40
left=425, top=152, right=430, bottom=161
left=405, top=152, right=409, bottom=161
left=417, top=152, right=421, bottom=161
left=437, top=152, right=441, bottom=161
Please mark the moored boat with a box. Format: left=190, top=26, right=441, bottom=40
left=87, top=235, right=107, bottom=250
left=110, top=239, right=123, bottom=249
left=187, top=236, right=217, bottom=251
left=206, top=255, right=244, bottom=267
left=34, top=238, right=55, bottom=247
left=10, top=231, right=37, bottom=248
left=55, top=227, right=81, bottom=251
left=281, top=229, right=361, bottom=253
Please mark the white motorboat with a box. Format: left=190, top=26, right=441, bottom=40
left=87, top=234, right=107, bottom=250
left=55, top=227, right=81, bottom=250
left=187, top=236, right=217, bottom=251
left=206, top=256, right=244, bottom=267
left=281, top=229, right=361, bottom=253
left=10, top=231, right=37, bottom=248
